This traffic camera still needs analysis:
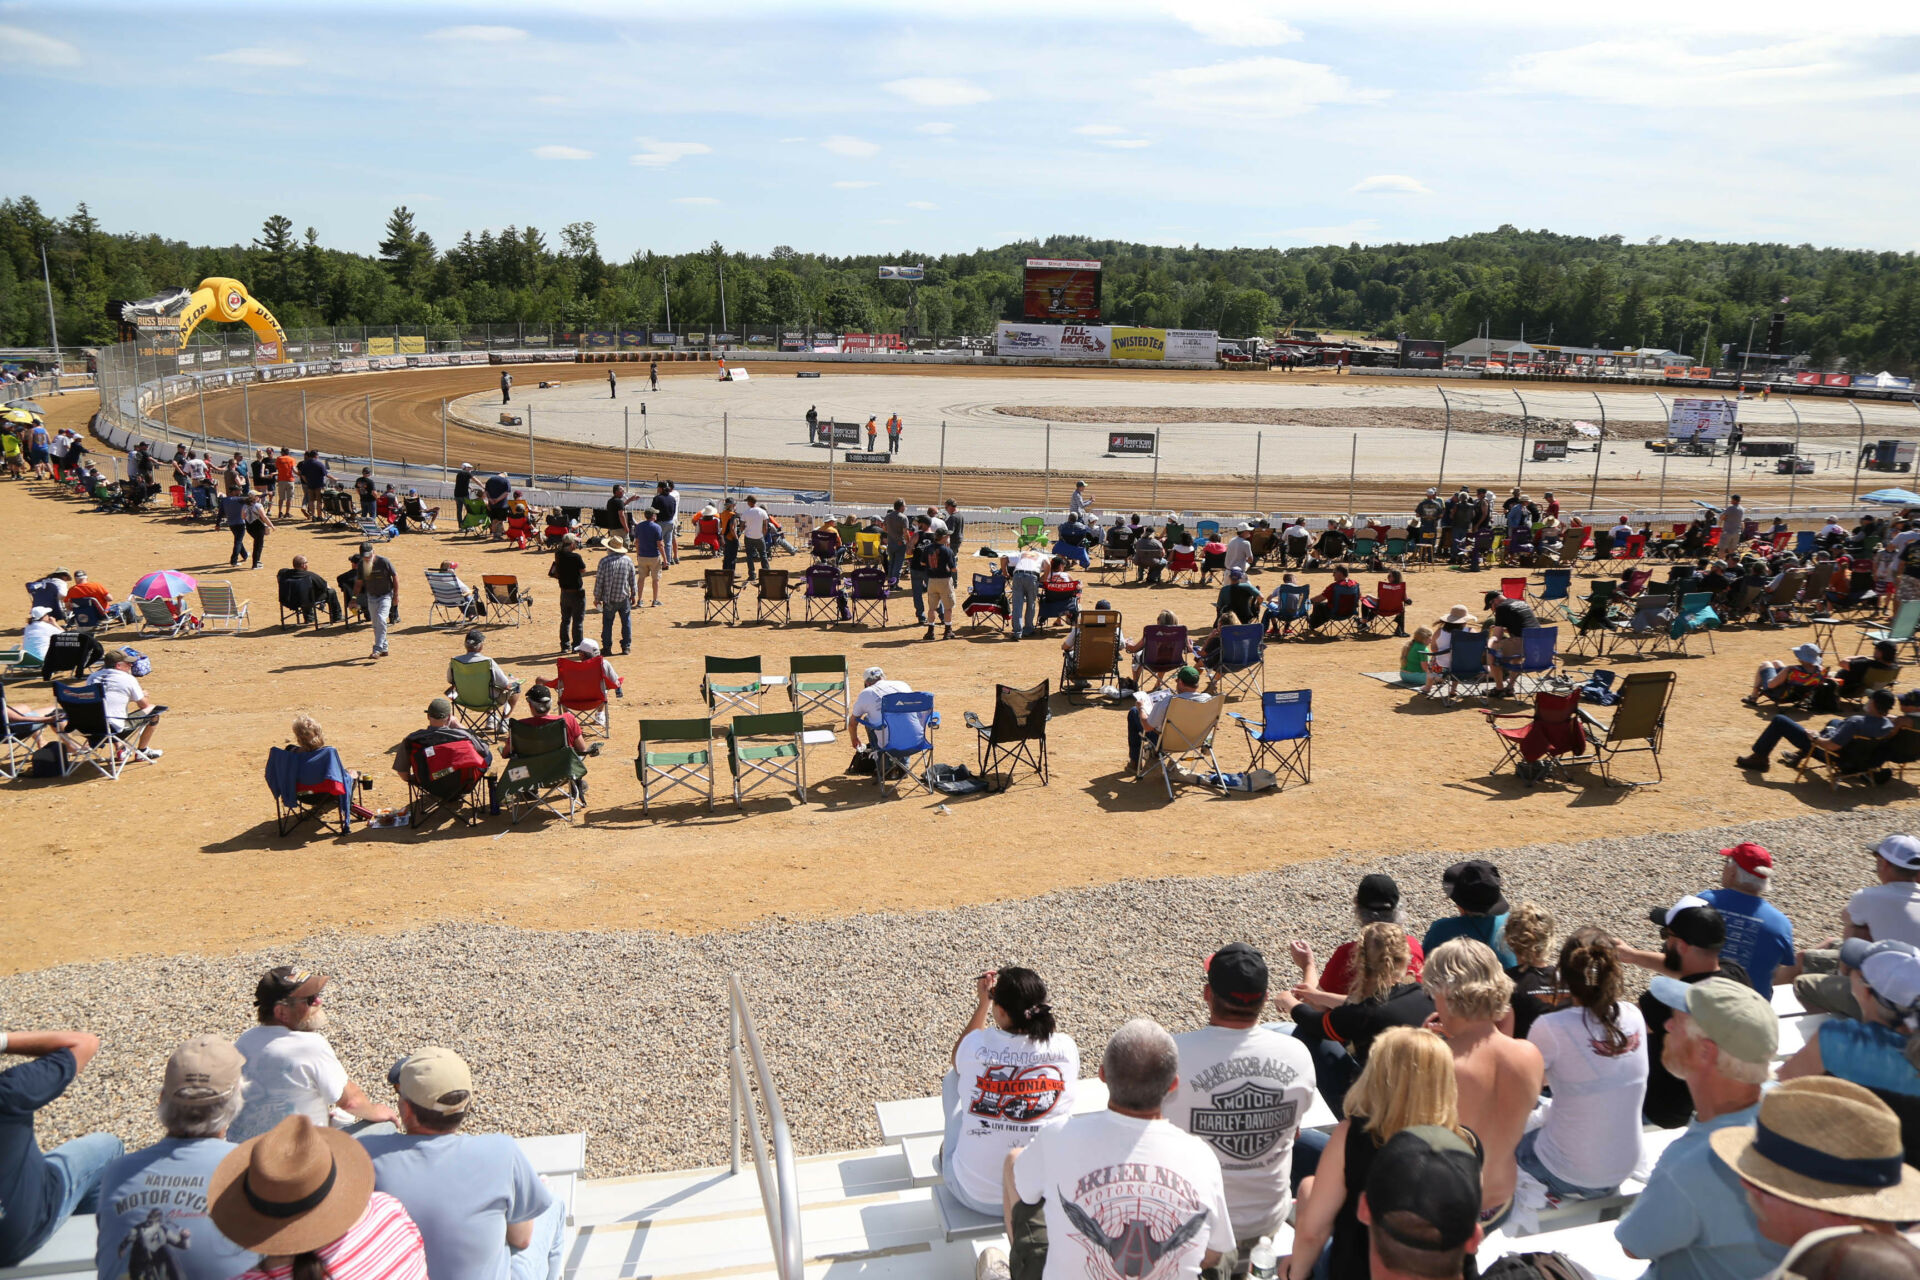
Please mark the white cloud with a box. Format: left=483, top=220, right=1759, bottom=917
left=1101, top=138, right=1152, bottom=149
left=822, top=135, right=880, bottom=158
left=916, top=122, right=956, bottom=135
left=881, top=76, right=991, bottom=107
left=0, top=23, right=78, bottom=65
left=533, top=145, right=594, bottom=161
left=203, top=47, right=306, bottom=67
left=1073, top=124, right=1127, bottom=136
left=631, top=139, right=712, bottom=166
left=1140, top=57, right=1389, bottom=118
left=429, top=25, right=526, bottom=42
left=778, top=136, right=807, bottom=143
left=1166, top=2, right=1301, bottom=47
left=673, top=196, right=720, bottom=205
left=833, top=180, right=879, bottom=189
left=907, top=201, right=938, bottom=210
left=1505, top=37, right=1920, bottom=108
left=1350, top=173, right=1431, bottom=195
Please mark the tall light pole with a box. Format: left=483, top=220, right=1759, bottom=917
left=662, top=266, right=673, bottom=335
left=40, top=243, right=60, bottom=358
left=1740, top=315, right=1759, bottom=376
left=716, top=253, right=728, bottom=334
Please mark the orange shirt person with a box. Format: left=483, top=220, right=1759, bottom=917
left=866, top=417, right=878, bottom=448
left=66, top=571, right=111, bottom=610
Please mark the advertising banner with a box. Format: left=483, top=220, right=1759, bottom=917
left=369, top=355, right=406, bottom=371
left=585, top=331, right=615, bottom=348
left=995, top=323, right=1064, bottom=357
left=452, top=352, right=490, bottom=365
left=1400, top=338, right=1445, bottom=368
left=843, top=333, right=875, bottom=350
left=686, top=331, right=706, bottom=345
left=1165, top=329, right=1218, bottom=362
left=1107, top=431, right=1157, bottom=455
left=338, top=358, right=370, bottom=373
left=1531, top=440, right=1569, bottom=461
left=1856, top=373, right=1915, bottom=390
left=843, top=450, right=891, bottom=464
left=1796, top=372, right=1823, bottom=385
left=619, top=329, right=646, bottom=347
left=368, top=337, right=394, bottom=355
left=878, top=264, right=924, bottom=281
left=1023, top=258, right=1102, bottom=320
left=1668, top=396, right=1737, bottom=440
left=1824, top=373, right=1852, bottom=386
left=810, top=421, right=865, bottom=448
left=1111, top=327, right=1168, bottom=361
left=651, top=332, right=677, bottom=345
left=255, top=342, right=280, bottom=361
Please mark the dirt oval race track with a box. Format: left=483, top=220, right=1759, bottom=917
left=180, top=362, right=1871, bottom=512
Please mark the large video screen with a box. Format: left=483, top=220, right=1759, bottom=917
left=1023, top=258, right=1102, bottom=321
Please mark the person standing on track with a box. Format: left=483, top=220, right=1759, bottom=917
left=886, top=413, right=902, bottom=453
left=274, top=447, right=297, bottom=520
left=865, top=416, right=878, bottom=451
left=649, top=360, right=659, bottom=392
left=608, top=367, right=617, bottom=399
left=500, top=370, right=512, bottom=404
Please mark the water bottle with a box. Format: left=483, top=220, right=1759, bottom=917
left=1248, top=1236, right=1278, bottom=1280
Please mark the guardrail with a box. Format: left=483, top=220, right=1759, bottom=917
left=728, top=973, right=803, bottom=1280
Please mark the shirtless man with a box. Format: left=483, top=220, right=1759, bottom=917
left=1421, top=937, right=1544, bottom=1231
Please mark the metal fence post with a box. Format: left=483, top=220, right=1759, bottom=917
left=723, top=412, right=730, bottom=496
left=1589, top=391, right=1606, bottom=511
left=1786, top=399, right=1804, bottom=507
left=1652, top=393, right=1670, bottom=515
left=365, top=393, right=374, bottom=467
left=624, top=406, right=631, bottom=486
left=1347, top=433, right=1357, bottom=520
left=242, top=380, right=253, bottom=450
left=528, top=405, right=536, bottom=483
left=1435, top=385, right=1452, bottom=490
left=161, top=379, right=172, bottom=443
left=198, top=382, right=209, bottom=446
left=938, top=420, right=947, bottom=503
left=1252, top=431, right=1262, bottom=513
left=1513, top=390, right=1529, bottom=491
left=1043, top=422, right=1052, bottom=515
left=300, top=388, right=308, bottom=453
left=1722, top=394, right=1738, bottom=503
left=1850, top=399, right=1869, bottom=504
left=440, top=400, right=448, bottom=478
left=1150, top=440, right=1160, bottom=509
left=828, top=439, right=836, bottom=505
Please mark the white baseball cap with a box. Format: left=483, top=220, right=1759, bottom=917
left=864, top=666, right=885, bottom=683
left=1840, top=938, right=1920, bottom=1013
left=1874, top=835, right=1920, bottom=871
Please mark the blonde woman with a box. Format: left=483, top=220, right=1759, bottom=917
left=1286, top=1027, right=1475, bottom=1280
left=1503, top=901, right=1569, bottom=1039
left=1274, top=922, right=1435, bottom=1114
left=291, top=716, right=325, bottom=751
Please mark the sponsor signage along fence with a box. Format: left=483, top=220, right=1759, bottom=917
left=1531, top=439, right=1570, bottom=461
left=1111, top=327, right=1167, bottom=361
left=810, top=421, right=865, bottom=447
left=1400, top=338, right=1445, bottom=368
left=994, top=322, right=1217, bottom=362
left=1107, top=431, right=1158, bottom=455
left=1668, top=396, right=1738, bottom=440
left=843, top=450, right=891, bottom=464
left=878, top=264, right=924, bottom=281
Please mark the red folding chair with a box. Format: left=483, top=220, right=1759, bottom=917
left=1363, top=581, right=1408, bottom=634
left=1166, top=546, right=1199, bottom=584
left=1500, top=577, right=1527, bottom=600
left=692, top=515, right=723, bottom=555
left=1483, top=688, right=1586, bottom=785
left=537, top=655, right=621, bottom=737
left=505, top=514, right=533, bottom=549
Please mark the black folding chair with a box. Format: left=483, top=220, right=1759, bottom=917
left=965, top=679, right=1050, bottom=791
left=39, top=631, right=103, bottom=685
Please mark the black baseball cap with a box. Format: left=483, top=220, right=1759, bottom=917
left=1365, top=1126, right=1483, bottom=1253
left=1648, top=895, right=1727, bottom=949
left=1204, top=942, right=1269, bottom=1005
left=254, top=966, right=327, bottom=1016
left=1442, top=860, right=1508, bottom=915
left=1356, top=873, right=1400, bottom=912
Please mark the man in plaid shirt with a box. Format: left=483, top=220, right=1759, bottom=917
left=593, top=536, right=637, bottom=655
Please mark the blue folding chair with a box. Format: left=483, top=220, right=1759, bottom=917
left=1794, top=530, right=1817, bottom=558
left=1428, top=630, right=1490, bottom=702
left=874, top=691, right=938, bottom=800
left=265, top=745, right=356, bottom=837
left=1495, top=625, right=1561, bottom=697
left=1194, top=519, right=1222, bottom=542
left=1532, top=568, right=1574, bottom=620
left=25, top=579, right=65, bottom=620
left=1264, top=583, right=1309, bottom=639
left=53, top=680, right=166, bottom=779
left=1672, top=591, right=1721, bottom=656
left=1323, top=581, right=1365, bottom=637
left=1210, top=624, right=1265, bottom=700
left=1229, top=689, right=1311, bottom=789
left=964, top=572, right=1010, bottom=632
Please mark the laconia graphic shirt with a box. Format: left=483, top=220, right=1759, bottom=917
left=949, top=1028, right=1079, bottom=1211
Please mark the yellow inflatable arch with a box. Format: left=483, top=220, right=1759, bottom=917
left=178, top=277, right=289, bottom=361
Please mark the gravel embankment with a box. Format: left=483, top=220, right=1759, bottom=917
left=5, top=807, right=1914, bottom=1178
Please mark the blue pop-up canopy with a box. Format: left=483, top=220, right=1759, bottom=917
left=1861, top=488, right=1920, bottom=506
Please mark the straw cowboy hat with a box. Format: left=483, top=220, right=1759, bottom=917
left=1441, top=606, right=1477, bottom=626
left=604, top=537, right=627, bottom=553
left=1709, top=1077, right=1920, bottom=1223
left=208, top=1115, right=375, bottom=1254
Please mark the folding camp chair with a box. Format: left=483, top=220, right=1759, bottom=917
left=809, top=528, right=842, bottom=563
left=1798, top=564, right=1838, bottom=621
left=541, top=655, right=621, bottom=737
left=0, top=681, right=50, bottom=780
left=1494, top=625, right=1562, bottom=696
left=1320, top=581, right=1365, bottom=637
left=1194, top=519, right=1221, bottom=542
left=1381, top=537, right=1409, bottom=567
left=743, top=568, right=789, bottom=624
left=726, top=711, right=807, bottom=806
left=357, top=517, right=395, bottom=543
left=788, top=654, right=849, bottom=722
left=459, top=498, right=490, bottom=537
left=1198, top=545, right=1227, bottom=583
left=504, top=514, right=533, bottom=549
left=702, top=655, right=764, bottom=714
left=1, top=645, right=40, bottom=680
left=1209, top=624, right=1266, bottom=700
left=278, top=576, right=325, bottom=630
left=1577, top=669, right=1675, bottom=786
left=1017, top=516, right=1048, bottom=550
left=424, top=571, right=475, bottom=629
left=1061, top=608, right=1121, bottom=700
left=1427, top=630, right=1491, bottom=702
left=1229, top=688, right=1310, bottom=789
left=26, top=579, right=65, bottom=620
left=1500, top=577, right=1527, bottom=601
left=1857, top=600, right=1920, bottom=659
left=1264, top=583, right=1309, bottom=639
left=38, top=631, right=102, bottom=685
left=195, top=582, right=250, bottom=632
left=402, top=733, right=491, bottom=828
left=52, top=680, right=165, bottom=780
left=1165, top=546, right=1199, bottom=584
left=1672, top=591, right=1721, bottom=655
left=266, top=745, right=357, bottom=837
left=965, top=679, right=1049, bottom=791
left=1794, top=734, right=1900, bottom=790
left=498, top=717, right=588, bottom=823
left=1795, top=530, right=1818, bottom=557
left=801, top=565, right=844, bottom=623
left=1037, top=580, right=1081, bottom=628
left=64, top=597, right=115, bottom=634
left=1138, top=695, right=1225, bottom=799
left=135, top=596, right=189, bottom=637
left=447, top=658, right=512, bottom=738
left=1532, top=568, right=1574, bottom=620
left=703, top=568, right=740, bottom=624
left=1359, top=582, right=1407, bottom=637
left=482, top=575, right=534, bottom=625
left=1612, top=594, right=1675, bottom=656
left=874, top=691, right=937, bottom=799
left=1617, top=568, right=1653, bottom=600
left=636, top=716, right=715, bottom=813
left=1348, top=536, right=1377, bottom=567
left=1565, top=594, right=1616, bottom=659
left=964, top=572, right=1010, bottom=631
left=848, top=566, right=890, bottom=627
left=852, top=530, right=883, bottom=567
left=1136, top=624, right=1190, bottom=690
left=1483, top=689, right=1584, bottom=785
left=1756, top=569, right=1807, bottom=626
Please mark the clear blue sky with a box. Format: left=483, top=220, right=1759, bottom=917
left=6, top=0, right=1918, bottom=258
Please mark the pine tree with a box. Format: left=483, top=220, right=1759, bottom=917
left=253, top=214, right=295, bottom=301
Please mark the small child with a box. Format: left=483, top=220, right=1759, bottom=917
left=1401, top=626, right=1433, bottom=686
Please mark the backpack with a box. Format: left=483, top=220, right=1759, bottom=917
left=1577, top=669, right=1619, bottom=705
left=29, top=743, right=64, bottom=778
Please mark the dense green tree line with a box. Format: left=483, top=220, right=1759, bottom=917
left=2, top=196, right=1915, bottom=372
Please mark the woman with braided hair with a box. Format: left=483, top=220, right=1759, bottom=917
left=1276, top=922, right=1435, bottom=1116
left=939, top=966, right=1080, bottom=1216
left=1515, top=926, right=1649, bottom=1201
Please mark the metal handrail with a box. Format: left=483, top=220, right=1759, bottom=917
left=728, top=972, right=803, bottom=1280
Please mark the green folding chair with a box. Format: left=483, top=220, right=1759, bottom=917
left=497, top=717, right=588, bottom=824
left=1017, top=516, right=1048, bottom=550
left=788, top=654, right=849, bottom=721
left=728, top=711, right=807, bottom=806
left=702, top=655, right=763, bottom=714
left=636, top=717, right=715, bottom=813
left=448, top=658, right=512, bottom=738
left=459, top=498, right=490, bottom=536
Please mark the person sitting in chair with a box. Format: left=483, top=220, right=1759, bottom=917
left=1126, top=609, right=1183, bottom=684
left=1744, top=642, right=1826, bottom=708
left=491, top=684, right=591, bottom=811
left=447, top=629, right=520, bottom=720
left=1213, top=567, right=1263, bottom=627
left=1837, top=640, right=1901, bottom=698
left=1482, top=589, right=1538, bottom=697
left=1127, top=665, right=1210, bottom=773
left=277, top=555, right=343, bottom=625
left=392, top=697, right=493, bottom=781
left=1737, top=687, right=1897, bottom=774
left=1306, top=566, right=1358, bottom=631
left=1132, top=528, right=1167, bottom=584
left=400, top=489, right=438, bottom=533
left=847, top=665, right=912, bottom=749
left=436, top=560, right=486, bottom=620
left=1060, top=599, right=1125, bottom=690
left=1104, top=515, right=1136, bottom=557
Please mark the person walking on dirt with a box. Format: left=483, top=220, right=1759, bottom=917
left=500, top=370, right=512, bottom=404
left=649, top=360, right=659, bottom=392
left=608, top=367, right=618, bottom=398
left=886, top=413, right=902, bottom=453
left=866, top=417, right=879, bottom=451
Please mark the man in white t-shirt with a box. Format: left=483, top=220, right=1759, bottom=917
left=1223, top=526, right=1255, bottom=576
left=997, top=1018, right=1234, bottom=1280
left=1790, top=834, right=1920, bottom=1020
left=848, top=666, right=911, bottom=749
left=1165, top=943, right=1314, bottom=1257
left=21, top=606, right=61, bottom=662
left=739, top=495, right=770, bottom=584
left=228, top=967, right=396, bottom=1142
left=91, top=649, right=164, bottom=760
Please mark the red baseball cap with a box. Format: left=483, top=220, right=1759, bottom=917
left=1721, top=842, right=1774, bottom=878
